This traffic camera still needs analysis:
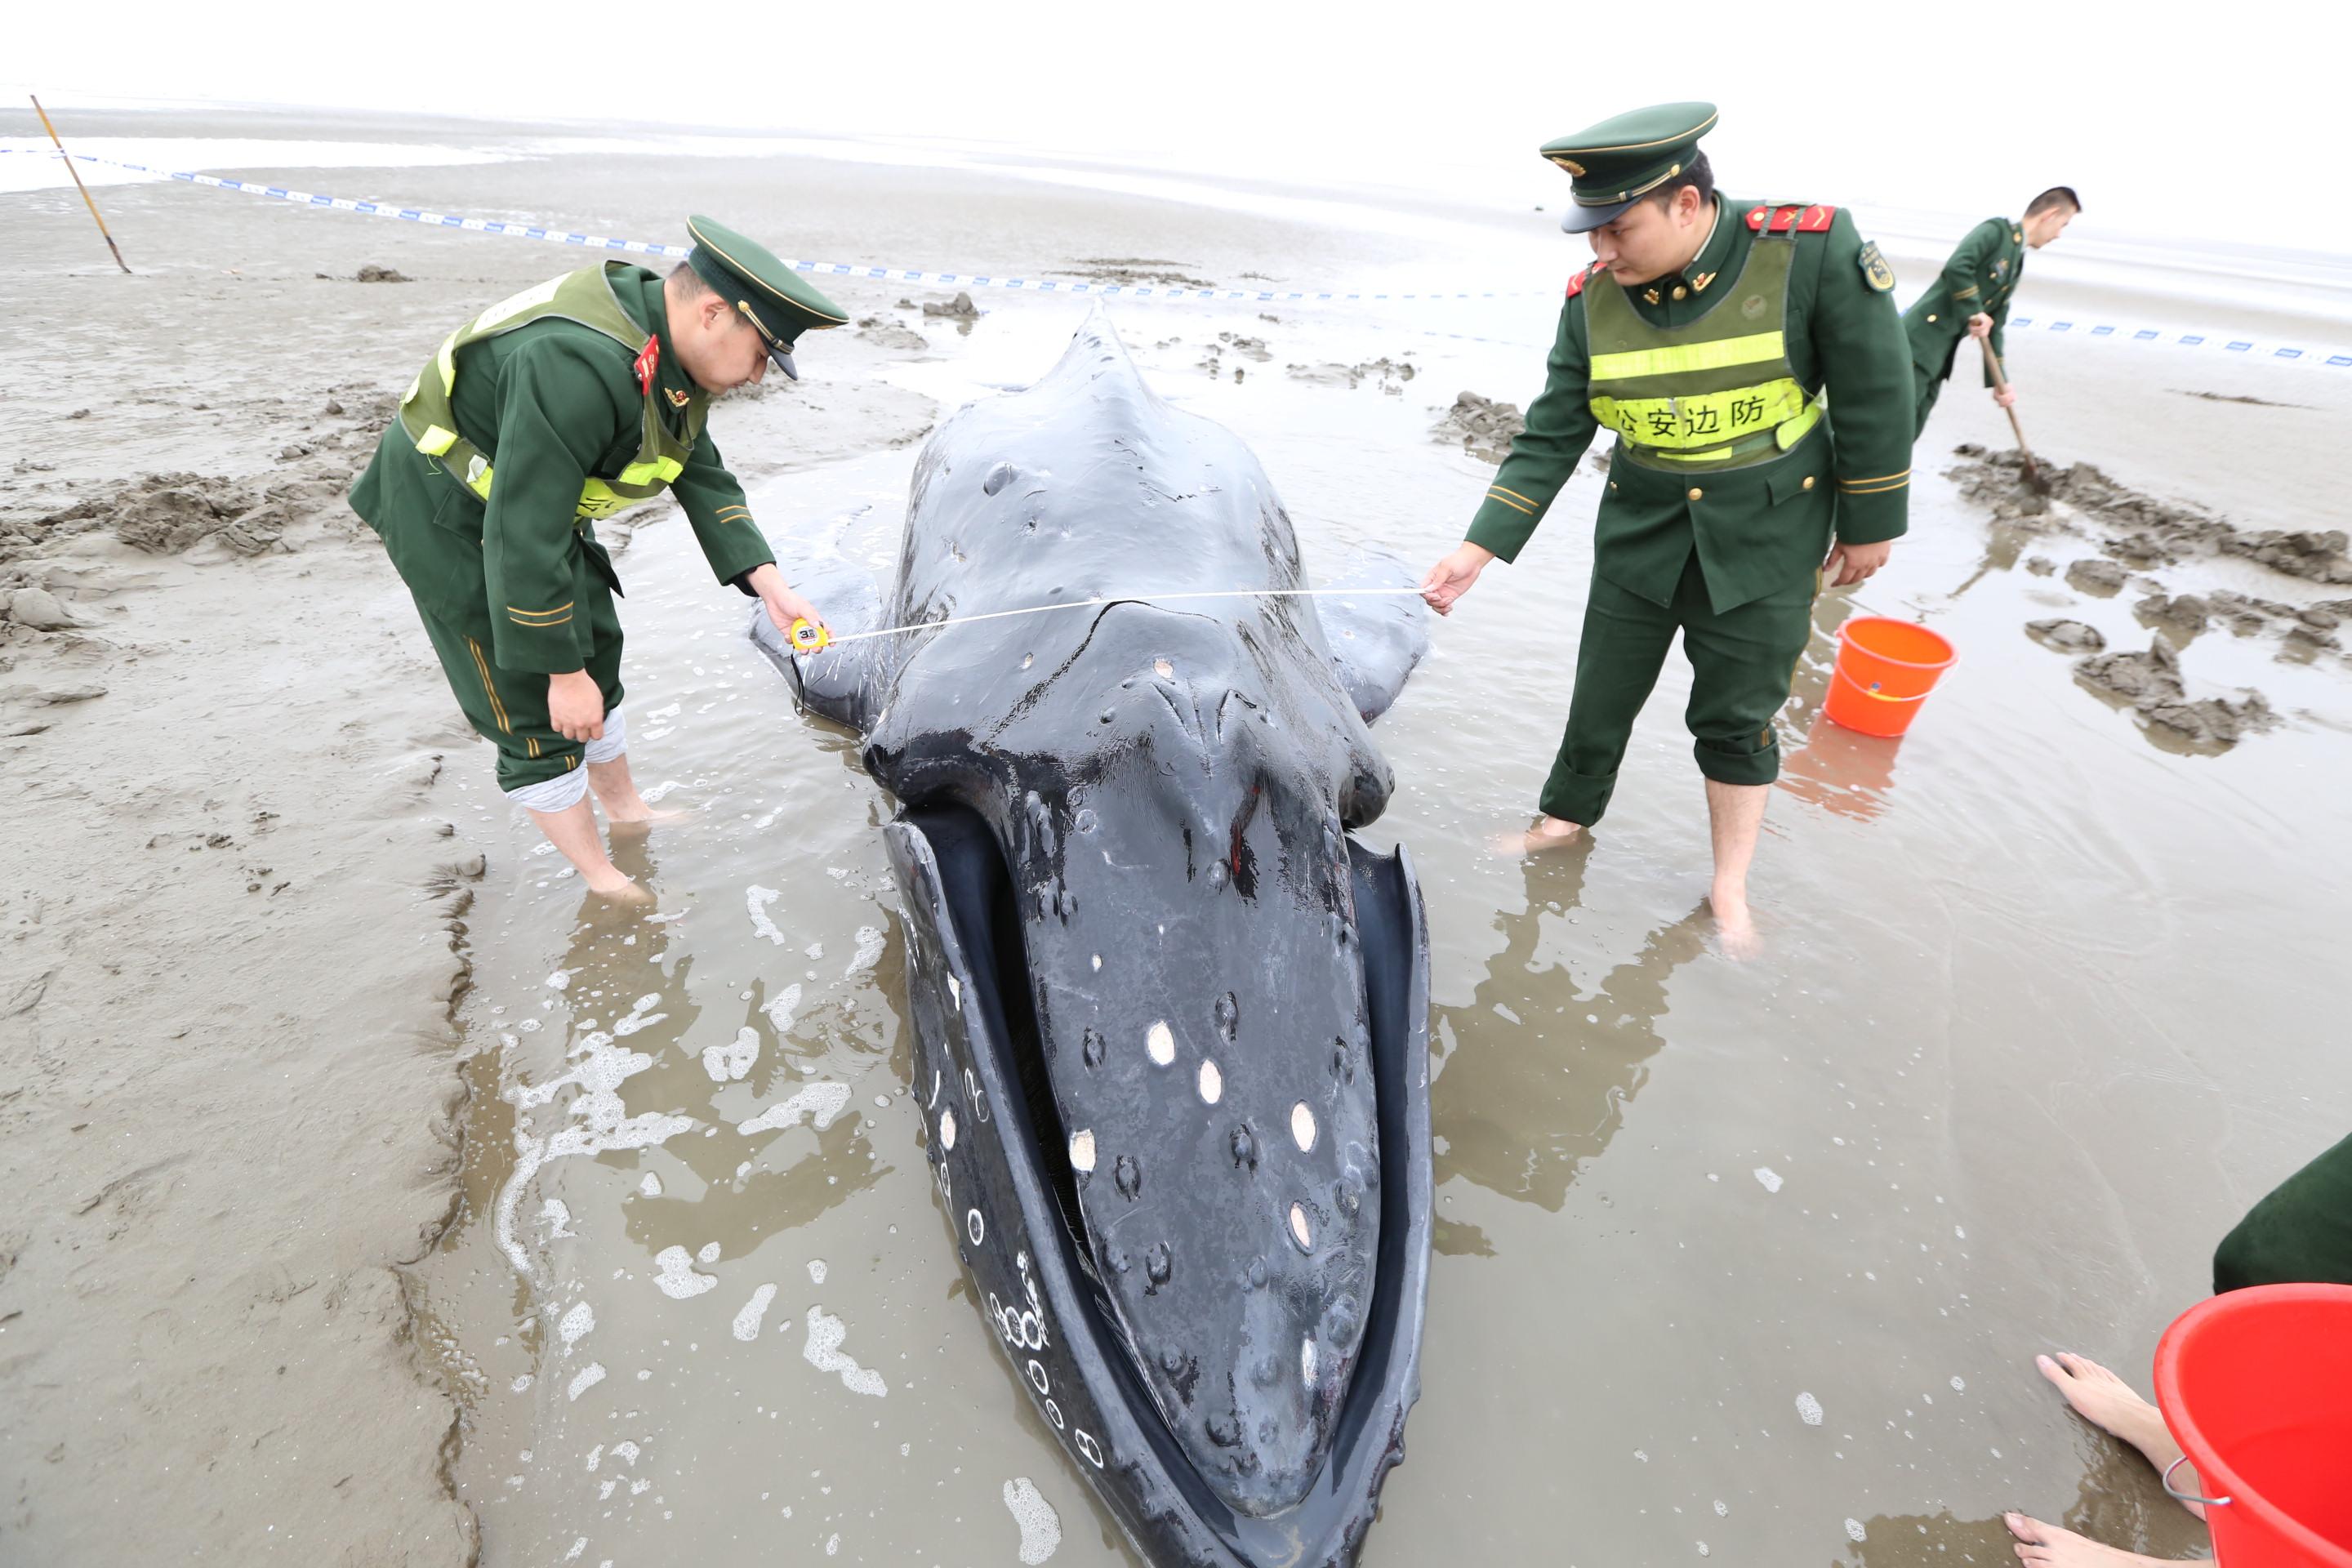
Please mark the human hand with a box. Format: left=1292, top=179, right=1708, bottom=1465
left=549, top=669, right=606, bottom=742
left=1967, top=312, right=1994, bottom=340
left=747, top=561, right=826, bottom=640
left=1418, top=542, right=1496, bottom=616
left=1993, top=383, right=2018, bottom=409
left=1824, top=538, right=1894, bottom=588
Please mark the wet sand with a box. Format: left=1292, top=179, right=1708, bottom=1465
left=5, top=108, right=2350, bottom=1566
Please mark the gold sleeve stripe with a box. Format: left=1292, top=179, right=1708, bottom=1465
left=1484, top=488, right=1537, bottom=516
left=1953, top=285, right=1980, bottom=298
left=1838, top=478, right=1911, bottom=496
left=715, top=506, right=753, bottom=519
left=509, top=611, right=573, bottom=627
left=1487, top=483, right=1539, bottom=506
left=1839, top=467, right=1911, bottom=486
left=506, top=602, right=575, bottom=624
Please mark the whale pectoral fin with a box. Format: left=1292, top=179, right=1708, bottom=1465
left=1316, top=548, right=1432, bottom=724
left=746, top=541, right=884, bottom=733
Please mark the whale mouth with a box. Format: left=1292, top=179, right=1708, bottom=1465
left=887, top=800, right=1432, bottom=1565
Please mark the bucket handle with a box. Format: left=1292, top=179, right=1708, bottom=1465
left=2161, top=1454, right=2231, bottom=1509
left=1831, top=667, right=1929, bottom=704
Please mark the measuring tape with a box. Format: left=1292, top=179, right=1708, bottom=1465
left=785, top=586, right=1426, bottom=654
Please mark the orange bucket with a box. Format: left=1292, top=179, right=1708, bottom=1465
left=1823, top=617, right=1957, bottom=737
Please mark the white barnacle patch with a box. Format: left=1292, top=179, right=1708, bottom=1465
left=1153, top=658, right=1174, bottom=679
left=1068, top=1129, right=1097, bottom=1172
left=1197, top=1059, right=1223, bottom=1103
left=940, top=1107, right=958, bottom=1152
left=1291, top=1102, right=1318, bottom=1152
left=1146, top=1021, right=1176, bottom=1067
left=1289, top=1202, right=1312, bottom=1250
left=968, top=1207, right=987, bottom=1245
left=1301, top=1338, right=1316, bottom=1384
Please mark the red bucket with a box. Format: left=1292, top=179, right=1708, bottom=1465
left=1822, top=617, right=1958, bottom=737
left=2154, top=1284, right=2352, bottom=1566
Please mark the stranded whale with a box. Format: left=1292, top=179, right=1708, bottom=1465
left=751, top=310, right=1432, bottom=1566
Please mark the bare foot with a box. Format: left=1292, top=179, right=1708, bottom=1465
left=2002, top=1512, right=2170, bottom=1567
left=1708, top=883, right=1760, bottom=960
left=1491, top=816, right=1584, bottom=857
left=2035, top=1353, right=2198, bottom=1517
left=585, top=873, right=656, bottom=907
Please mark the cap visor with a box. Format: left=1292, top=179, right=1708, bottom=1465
left=768, top=345, right=800, bottom=381
left=1560, top=198, right=1634, bottom=234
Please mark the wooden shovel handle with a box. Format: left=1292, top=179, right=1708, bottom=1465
left=1977, top=334, right=2039, bottom=482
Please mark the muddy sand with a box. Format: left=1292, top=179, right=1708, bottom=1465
left=7, top=106, right=2351, bottom=1568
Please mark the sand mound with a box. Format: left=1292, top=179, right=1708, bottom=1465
left=2074, top=635, right=2277, bottom=749
left=1432, top=391, right=1524, bottom=466
left=1952, top=445, right=2352, bottom=584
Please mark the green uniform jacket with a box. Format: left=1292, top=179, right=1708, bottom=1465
left=350, top=265, right=776, bottom=675
left=1468, top=199, right=1913, bottom=615
left=1902, top=216, right=2025, bottom=388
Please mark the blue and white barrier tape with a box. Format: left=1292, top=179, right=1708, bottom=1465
left=2006, top=314, right=2352, bottom=368
left=20, top=149, right=1542, bottom=304
left=17, top=148, right=2352, bottom=362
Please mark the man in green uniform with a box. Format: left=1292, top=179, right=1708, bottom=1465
left=1419, top=104, right=1914, bottom=950
left=351, top=216, right=844, bottom=903
left=1903, top=187, right=2080, bottom=439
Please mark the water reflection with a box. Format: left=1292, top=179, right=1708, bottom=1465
left=1840, top=1433, right=2212, bottom=1565
left=1942, top=519, right=2039, bottom=604
left=1778, top=709, right=1901, bottom=823
left=1431, top=846, right=1711, bottom=1213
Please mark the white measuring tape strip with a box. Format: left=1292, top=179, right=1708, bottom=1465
left=786, top=586, right=1426, bottom=652
left=13, top=149, right=1544, bottom=305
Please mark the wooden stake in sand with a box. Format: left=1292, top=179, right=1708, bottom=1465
left=31, top=95, right=132, bottom=274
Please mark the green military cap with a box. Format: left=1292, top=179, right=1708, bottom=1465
left=684, top=215, right=849, bottom=381
left=1539, top=102, right=1719, bottom=234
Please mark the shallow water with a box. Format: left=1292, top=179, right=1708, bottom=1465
left=413, top=294, right=2348, bottom=1567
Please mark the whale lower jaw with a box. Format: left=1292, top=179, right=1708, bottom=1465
left=885, top=802, right=1432, bottom=1568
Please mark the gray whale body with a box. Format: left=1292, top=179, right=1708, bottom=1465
left=752, top=310, right=1432, bottom=1566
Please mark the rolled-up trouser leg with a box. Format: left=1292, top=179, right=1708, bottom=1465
left=504, top=708, right=628, bottom=813
left=1678, top=564, right=1816, bottom=788
left=1538, top=566, right=1681, bottom=826
left=2212, top=1133, right=2352, bottom=1294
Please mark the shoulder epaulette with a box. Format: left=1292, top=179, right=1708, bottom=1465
left=1565, top=262, right=1601, bottom=300
left=1745, top=203, right=1838, bottom=234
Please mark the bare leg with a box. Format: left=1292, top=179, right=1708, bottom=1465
left=1703, top=777, right=1768, bottom=956
left=526, top=796, right=653, bottom=905
left=587, top=753, right=688, bottom=830
left=2002, top=1512, right=2172, bottom=1567
left=2036, top=1353, right=2202, bottom=1519
left=1494, top=815, right=1585, bottom=857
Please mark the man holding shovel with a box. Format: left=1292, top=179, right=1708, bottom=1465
left=1904, top=187, right=2080, bottom=439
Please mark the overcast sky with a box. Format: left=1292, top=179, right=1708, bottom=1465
left=9, top=1, right=2341, bottom=253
